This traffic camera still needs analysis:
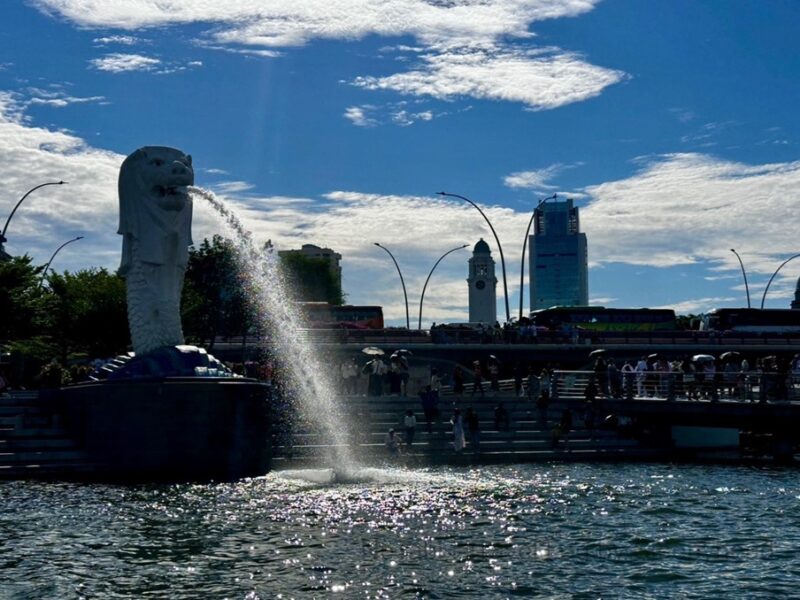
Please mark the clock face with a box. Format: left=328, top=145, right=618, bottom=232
left=475, top=279, right=486, bottom=290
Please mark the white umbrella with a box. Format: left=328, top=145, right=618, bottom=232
left=692, top=354, right=715, bottom=363
left=362, top=347, right=384, bottom=356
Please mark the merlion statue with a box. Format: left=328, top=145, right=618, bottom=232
left=118, top=146, right=194, bottom=355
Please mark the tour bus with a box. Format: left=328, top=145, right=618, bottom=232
left=530, top=306, right=678, bottom=332
left=300, top=303, right=384, bottom=329
left=699, top=308, right=800, bottom=333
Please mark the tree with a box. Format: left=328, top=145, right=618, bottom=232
left=675, top=314, right=701, bottom=330
left=279, top=252, right=343, bottom=305
left=182, top=235, right=253, bottom=348
left=0, top=256, right=49, bottom=341
left=46, top=268, right=129, bottom=360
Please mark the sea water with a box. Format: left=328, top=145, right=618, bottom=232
left=2, top=463, right=799, bottom=598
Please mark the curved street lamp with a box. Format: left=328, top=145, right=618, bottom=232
left=1, top=181, right=67, bottom=247
left=760, top=252, right=800, bottom=309
left=374, top=242, right=410, bottom=329
left=518, top=193, right=558, bottom=320
left=730, top=248, right=751, bottom=308
left=418, top=244, right=469, bottom=330
left=40, top=236, right=84, bottom=284
left=437, top=191, right=510, bottom=322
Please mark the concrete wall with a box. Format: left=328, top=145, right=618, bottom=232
left=50, top=378, right=271, bottom=481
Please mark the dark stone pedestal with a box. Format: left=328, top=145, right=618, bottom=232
left=51, top=377, right=271, bottom=482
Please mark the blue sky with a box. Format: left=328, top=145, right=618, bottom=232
left=1, top=0, right=799, bottom=325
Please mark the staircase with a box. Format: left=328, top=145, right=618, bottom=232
left=270, top=391, right=653, bottom=468
left=0, top=391, right=93, bottom=478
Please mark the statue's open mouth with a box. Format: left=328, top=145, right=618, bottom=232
left=154, top=185, right=189, bottom=198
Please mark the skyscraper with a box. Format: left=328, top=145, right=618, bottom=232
left=529, top=198, right=588, bottom=310
left=468, top=238, right=497, bottom=324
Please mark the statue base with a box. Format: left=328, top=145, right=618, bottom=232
left=50, top=347, right=271, bottom=482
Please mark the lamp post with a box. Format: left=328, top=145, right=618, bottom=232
left=374, top=242, right=410, bottom=329
left=518, top=193, right=558, bottom=320
left=437, top=191, right=511, bottom=322
left=1, top=181, right=67, bottom=252
left=760, top=253, right=800, bottom=309
left=40, top=236, right=84, bottom=284
left=418, top=244, right=469, bottom=330
left=730, top=248, right=751, bottom=308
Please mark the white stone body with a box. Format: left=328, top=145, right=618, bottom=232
left=118, top=146, right=194, bottom=355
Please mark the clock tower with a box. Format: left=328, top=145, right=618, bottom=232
left=468, top=238, right=497, bottom=324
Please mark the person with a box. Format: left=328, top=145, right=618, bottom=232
left=388, top=357, right=402, bottom=395
left=635, top=356, right=648, bottom=397
left=471, top=361, right=485, bottom=397
left=593, top=356, right=608, bottom=397
left=0, top=371, right=8, bottom=396
left=494, top=401, right=509, bottom=431
left=526, top=365, right=541, bottom=404
left=539, top=367, right=551, bottom=407
left=430, top=368, right=442, bottom=401
left=488, top=358, right=500, bottom=394
left=513, top=362, right=525, bottom=397
left=398, top=354, right=410, bottom=396
left=558, top=407, right=572, bottom=451
left=419, top=385, right=439, bottom=434
left=607, top=360, right=622, bottom=399
left=403, top=409, right=416, bottom=448
left=451, top=408, right=466, bottom=453
left=466, top=407, right=480, bottom=452
left=452, top=366, right=465, bottom=402
left=385, top=429, right=400, bottom=456
left=341, top=358, right=358, bottom=395
left=621, top=360, right=635, bottom=399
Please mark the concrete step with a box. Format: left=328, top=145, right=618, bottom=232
left=0, top=405, right=50, bottom=416
left=0, top=449, right=89, bottom=465
left=0, top=461, right=96, bottom=479
left=0, top=437, right=81, bottom=450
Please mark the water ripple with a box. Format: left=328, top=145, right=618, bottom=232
left=2, top=463, right=799, bottom=598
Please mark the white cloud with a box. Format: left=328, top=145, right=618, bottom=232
left=653, top=297, right=737, bottom=315
left=504, top=163, right=565, bottom=189
left=344, top=106, right=377, bottom=128
left=34, top=1, right=622, bottom=110
left=93, top=35, right=142, bottom=45
left=391, top=109, right=433, bottom=126
left=354, top=45, right=625, bottom=110
left=31, top=1, right=600, bottom=45
left=89, top=53, right=161, bottom=73
left=581, top=153, right=800, bottom=286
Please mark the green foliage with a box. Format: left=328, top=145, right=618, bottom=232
left=182, top=235, right=253, bottom=348
left=0, top=256, right=48, bottom=341
left=675, top=314, right=700, bottom=330
left=279, top=252, right=343, bottom=305
left=46, top=268, right=129, bottom=359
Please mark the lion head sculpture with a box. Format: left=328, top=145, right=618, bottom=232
left=118, top=146, right=194, bottom=274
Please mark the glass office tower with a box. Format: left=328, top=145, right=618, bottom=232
left=529, top=198, right=588, bottom=310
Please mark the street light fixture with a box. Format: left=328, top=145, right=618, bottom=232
left=730, top=248, right=751, bottom=308
left=373, top=242, right=410, bottom=329
left=760, top=252, right=800, bottom=309
left=518, top=193, right=558, bottom=320
left=40, top=236, right=84, bottom=284
left=1, top=181, right=67, bottom=250
left=437, top=191, right=511, bottom=323
left=418, top=244, right=469, bottom=330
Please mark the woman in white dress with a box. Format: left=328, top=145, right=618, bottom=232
left=451, top=408, right=466, bottom=452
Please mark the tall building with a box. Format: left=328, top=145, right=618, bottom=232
left=278, top=244, right=342, bottom=290
left=467, top=238, right=497, bottom=324
left=792, top=277, right=800, bottom=309
left=529, top=198, right=588, bottom=310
